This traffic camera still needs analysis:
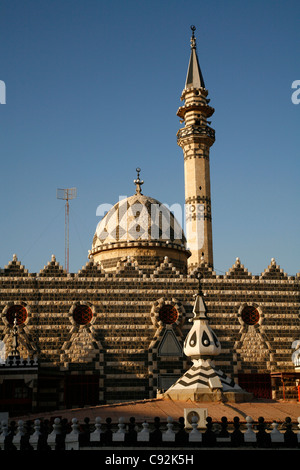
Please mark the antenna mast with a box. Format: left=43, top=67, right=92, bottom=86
left=56, top=187, right=77, bottom=272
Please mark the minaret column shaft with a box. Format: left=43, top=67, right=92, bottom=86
left=182, top=141, right=213, bottom=268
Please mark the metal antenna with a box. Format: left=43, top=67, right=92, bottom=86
left=56, top=187, right=77, bottom=272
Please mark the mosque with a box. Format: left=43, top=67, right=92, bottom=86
left=0, top=27, right=299, bottom=416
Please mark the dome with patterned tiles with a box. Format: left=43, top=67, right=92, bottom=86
left=89, top=170, right=190, bottom=271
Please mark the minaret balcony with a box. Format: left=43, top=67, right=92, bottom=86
left=177, top=125, right=215, bottom=143
left=177, top=103, right=214, bottom=119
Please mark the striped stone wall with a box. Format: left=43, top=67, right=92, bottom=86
left=0, top=254, right=299, bottom=410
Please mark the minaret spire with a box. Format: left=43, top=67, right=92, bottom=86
left=185, top=25, right=205, bottom=89
left=177, top=26, right=215, bottom=269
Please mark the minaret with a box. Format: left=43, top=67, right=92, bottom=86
left=177, top=26, right=215, bottom=269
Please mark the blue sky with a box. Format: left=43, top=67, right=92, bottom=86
left=0, top=0, right=299, bottom=276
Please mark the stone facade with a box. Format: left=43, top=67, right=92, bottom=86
left=0, top=253, right=299, bottom=413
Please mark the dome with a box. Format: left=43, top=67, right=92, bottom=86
left=89, top=182, right=190, bottom=272
left=92, top=193, right=186, bottom=248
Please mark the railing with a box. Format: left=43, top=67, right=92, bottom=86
left=0, top=415, right=299, bottom=451
left=177, top=125, right=215, bottom=141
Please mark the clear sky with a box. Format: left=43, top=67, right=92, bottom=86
left=0, top=0, right=299, bottom=276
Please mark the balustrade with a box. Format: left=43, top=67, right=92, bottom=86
left=0, top=414, right=299, bottom=450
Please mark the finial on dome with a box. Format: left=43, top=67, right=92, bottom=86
left=134, top=167, right=144, bottom=194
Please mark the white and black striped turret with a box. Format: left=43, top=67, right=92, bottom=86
left=162, top=275, right=250, bottom=401
left=183, top=278, right=221, bottom=359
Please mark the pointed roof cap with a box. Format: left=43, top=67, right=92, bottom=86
left=192, top=293, right=207, bottom=319
left=185, top=25, right=205, bottom=89
left=192, top=274, right=208, bottom=319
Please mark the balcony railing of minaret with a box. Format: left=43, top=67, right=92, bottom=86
left=177, top=125, right=215, bottom=140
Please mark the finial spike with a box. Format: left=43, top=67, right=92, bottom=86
left=134, top=167, right=144, bottom=194
left=197, top=273, right=203, bottom=295
left=11, top=313, right=20, bottom=357
left=190, top=25, right=196, bottom=49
